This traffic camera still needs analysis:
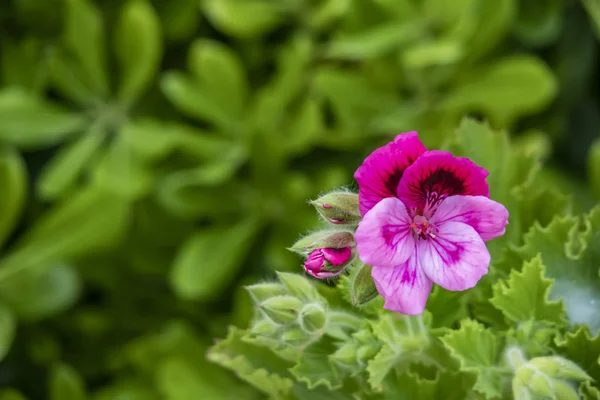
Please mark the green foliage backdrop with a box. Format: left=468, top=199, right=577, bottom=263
left=0, top=0, right=599, bottom=398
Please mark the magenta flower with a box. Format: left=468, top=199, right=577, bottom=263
left=304, top=247, right=353, bottom=279
left=354, top=132, right=509, bottom=315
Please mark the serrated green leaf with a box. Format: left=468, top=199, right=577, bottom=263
left=441, top=319, right=504, bottom=399
left=555, top=326, right=600, bottom=382
left=115, top=0, right=163, bottom=104
left=207, top=327, right=294, bottom=398
left=290, top=339, right=344, bottom=390
left=0, top=303, right=15, bottom=362
left=491, top=255, right=567, bottom=325
left=515, top=208, right=600, bottom=331
left=444, top=56, right=557, bottom=127
left=0, top=146, right=27, bottom=248
left=0, top=88, right=86, bottom=148
left=188, top=39, right=248, bottom=119
left=37, top=127, right=105, bottom=200
left=49, top=363, right=87, bottom=400
left=170, top=218, right=260, bottom=300
left=382, top=370, right=476, bottom=400
left=62, top=0, right=109, bottom=97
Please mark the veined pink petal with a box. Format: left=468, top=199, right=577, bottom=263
left=354, top=132, right=427, bottom=216
left=355, top=197, right=415, bottom=268
left=371, top=255, right=433, bottom=315
left=431, top=195, right=509, bottom=241
left=397, top=151, right=489, bottom=210
left=418, top=221, right=490, bottom=291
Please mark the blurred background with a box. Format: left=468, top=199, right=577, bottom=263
left=0, top=0, right=599, bottom=398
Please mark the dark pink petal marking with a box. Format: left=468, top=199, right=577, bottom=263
left=355, top=197, right=415, bottom=268
left=371, top=253, right=433, bottom=315
left=354, top=132, right=427, bottom=216
left=417, top=221, right=490, bottom=291
left=431, top=195, right=509, bottom=242
left=397, top=150, right=489, bottom=211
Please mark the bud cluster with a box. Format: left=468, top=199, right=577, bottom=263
left=507, top=347, right=591, bottom=400
left=287, top=190, right=381, bottom=307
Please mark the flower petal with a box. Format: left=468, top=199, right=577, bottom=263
left=354, top=132, right=427, bottom=216
left=431, top=195, right=509, bottom=241
left=372, top=256, right=433, bottom=315
left=397, top=150, right=489, bottom=210
left=418, top=221, right=490, bottom=291
left=355, top=197, right=414, bottom=268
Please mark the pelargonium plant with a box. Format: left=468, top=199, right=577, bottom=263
left=208, top=119, right=600, bottom=400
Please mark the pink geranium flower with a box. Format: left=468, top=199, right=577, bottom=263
left=354, top=132, right=508, bottom=315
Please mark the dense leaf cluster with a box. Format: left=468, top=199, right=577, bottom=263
left=0, top=0, right=599, bottom=398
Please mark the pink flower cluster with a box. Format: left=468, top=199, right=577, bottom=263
left=354, top=132, right=508, bottom=315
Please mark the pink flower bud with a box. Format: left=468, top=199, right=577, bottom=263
left=304, top=247, right=352, bottom=279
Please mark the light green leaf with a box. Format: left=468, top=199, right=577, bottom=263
left=490, top=255, right=567, bottom=325
left=160, top=71, right=233, bottom=132
left=290, top=340, right=344, bottom=390
left=0, top=263, right=81, bottom=321
left=515, top=208, right=600, bottom=331
left=49, top=363, right=87, bottom=400
left=401, top=40, right=464, bottom=69
left=0, top=88, right=86, bottom=148
left=580, top=381, right=600, bottom=400
left=207, top=327, right=294, bottom=398
left=202, top=0, right=283, bottom=38
left=62, top=0, right=108, bottom=97
left=37, top=127, right=105, bottom=200
left=0, top=146, right=27, bottom=248
left=188, top=39, right=248, bottom=119
left=115, top=0, right=163, bottom=104
left=0, top=303, right=15, bottom=362
left=441, top=319, right=504, bottom=399
left=0, top=186, right=130, bottom=281
left=555, top=326, right=600, bottom=382
left=443, top=56, right=557, bottom=126
left=170, top=218, right=260, bottom=300
left=326, top=22, right=422, bottom=60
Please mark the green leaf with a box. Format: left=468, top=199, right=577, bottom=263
left=0, top=146, right=27, bottom=248
left=325, top=22, right=422, bottom=60
left=382, top=370, right=476, bottom=400
left=440, top=319, right=504, bottom=399
left=0, top=263, right=81, bottom=321
left=0, top=303, right=15, bottom=362
left=515, top=208, right=600, bottom=331
left=582, top=0, right=600, bottom=40
left=156, top=0, right=199, bottom=41
left=490, top=255, right=567, bottom=325
left=115, top=0, right=163, bottom=104
left=580, top=381, right=600, bottom=400
left=555, top=326, right=600, bottom=382
left=37, top=127, right=105, bottom=200
left=49, top=363, right=87, bottom=400
left=202, top=0, right=283, bottom=38
left=207, top=327, right=294, bottom=398
left=62, top=0, right=108, bottom=97
left=188, top=39, right=248, bottom=119
left=0, top=88, right=86, bottom=148
left=426, top=285, right=468, bottom=329
left=290, top=339, right=344, bottom=390
left=160, top=71, right=233, bottom=133
left=443, top=56, right=557, bottom=126
left=0, top=186, right=130, bottom=281
left=0, top=38, right=48, bottom=93
left=0, top=389, right=27, bottom=400
left=170, top=218, right=260, bottom=300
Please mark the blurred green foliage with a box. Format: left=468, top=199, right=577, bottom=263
left=0, top=0, right=598, bottom=398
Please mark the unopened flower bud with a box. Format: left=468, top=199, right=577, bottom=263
left=311, top=192, right=361, bottom=225
left=331, top=343, right=358, bottom=366
left=276, top=271, right=320, bottom=301
left=304, top=247, right=353, bottom=278
left=282, top=328, right=312, bottom=345
left=528, top=356, right=591, bottom=381
left=350, top=263, right=379, bottom=306
left=260, top=295, right=303, bottom=324
left=246, top=283, right=288, bottom=304
left=514, top=366, right=554, bottom=398
left=289, top=230, right=355, bottom=255
left=299, top=304, right=327, bottom=334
